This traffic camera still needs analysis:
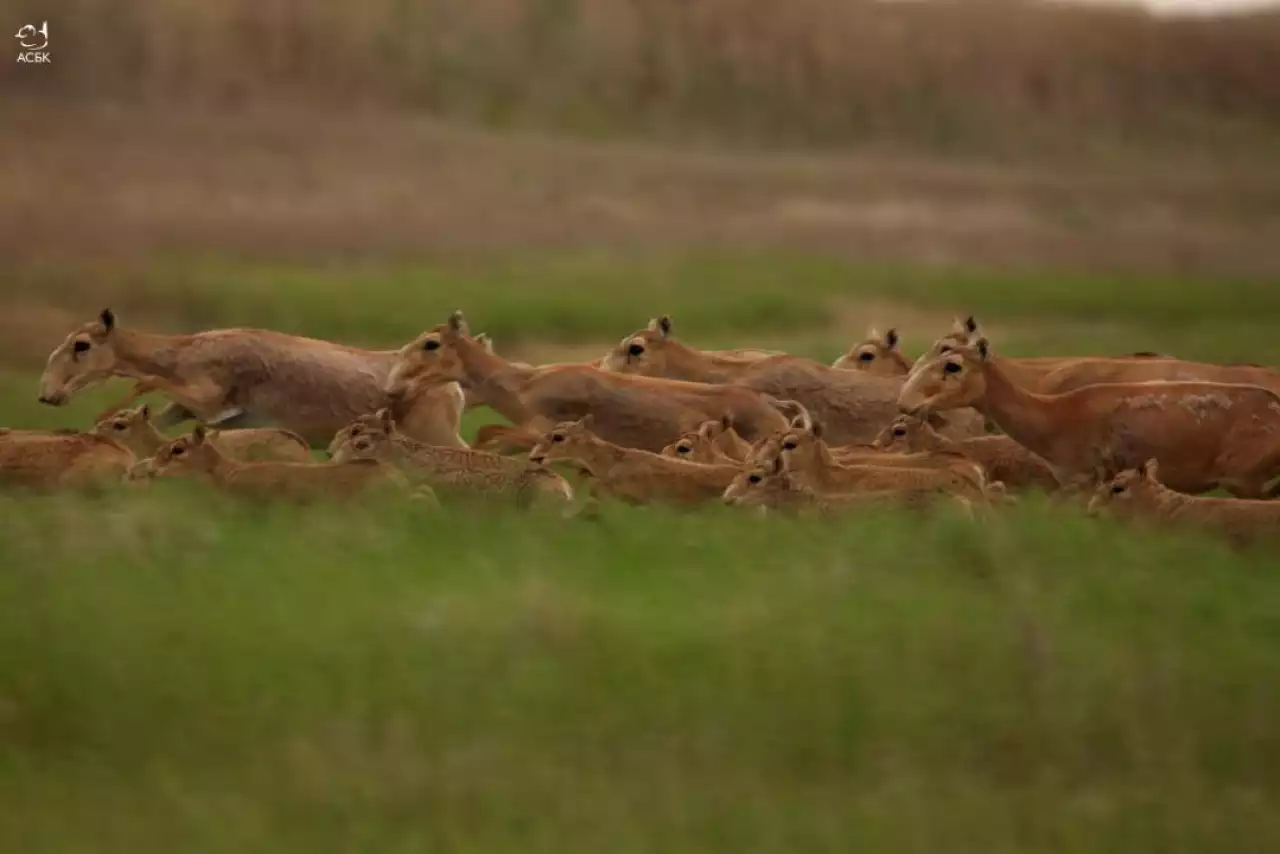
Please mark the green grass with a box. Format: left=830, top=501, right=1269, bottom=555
left=0, top=485, right=1278, bottom=853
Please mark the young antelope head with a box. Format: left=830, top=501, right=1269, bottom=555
left=660, top=429, right=718, bottom=464
left=776, top=420, right=827, bottom=472
left=833, top=327, right=910, bottom=375
left=39, top=309, right=121, bottom=407
left=528, top=415, right=598, bottom=465
left=330, top=408, right=397, bottom=463
left=150, top=426, right=222, bottom=479
left=722, top=454, right=786, bottom=506
left=1087, top=459, right=1161, bottom=518
left=385, top=310, right=473, bottom=395
left=90, top=403, right=156, bottom=453
left=598, top=314, right=674, bottom=374
left=872, top=413, right=925, bottom=451
left=897, top=338, right=991, bottom=417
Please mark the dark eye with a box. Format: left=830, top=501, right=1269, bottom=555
left=748, top=474, right=762, bottom=484
left=939, top=345, right=952, bottom=354
left=782, top=440, right=797, bottom=450
left=1111, top=485, right=1125, bottom=494
left=677, top=445, right=690, bottom=454
left=113, top=422, right=127, bottom=431
left=172, top=447, right=184, bottom=456
left=552, top=434, right=564, bottom=443
left=73, top=341, right=90, bottom=353
left=858, top=352, right=874, bottom=362
left=628, top=343, right=644, bottom=356
left=893, top=427, right=906, bottom=437
left=944, top=362, right=962, bottom=374
left=424, top=339, right=440, bottom=351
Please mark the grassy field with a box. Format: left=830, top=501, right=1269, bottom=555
left=2, top=252, right=1280, bottom=852
left=1, top=483, right=1279, bottom=853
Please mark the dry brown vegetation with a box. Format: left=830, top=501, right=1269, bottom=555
left=14, top=0, right=1280, bottom=153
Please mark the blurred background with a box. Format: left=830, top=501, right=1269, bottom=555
left=2, top=0, right=1279, bottom=405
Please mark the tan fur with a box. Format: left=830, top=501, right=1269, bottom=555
left=329, top=409, right=573, bottom=505
left=528, top=415, right=743, bottom=507
left=874, top=413, right=1059, bottom=492
left=597, top=314, right=784, bottom=374
left=775, top=420, right=989, bottom=498
left=660, top=417, right=753, bottom=464
left=599, top=315, right=985, bottom=445
left=40, top=309, right=464, bottom=448
left=899, top=338, right=1280, bottom=498
left=721, top=452, right=976, bottom=517
left=832, top=327, right=913, bottom=375
left=1089, top=459, right=1280, bottom=545
left=91, top=404, right=312, bottom=463
left=910, top=315, right=1176, bottom=391
left=386, top=312, right=790, bottom=452
left=0, top=430, right=136, bottom=490
left=151, top=426, right=422, bottom=504
left=1036, top=357, right=1280, bottom=396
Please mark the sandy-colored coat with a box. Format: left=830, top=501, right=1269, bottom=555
left=386, top=312, right=790, bottom=452
left=329, top=409, right=573, bottom=504
left=721, top=453, right=976, bottom=517
left=0, top=430, right=136, bottom=490
left=874, top=413, right=1059, bottom=492
left=660, top=417, right=754, bottom=464
left=528, top=416, right=743, bottom=507
left=91, top=404, right=313, bottom=463
left=151, top=426, right=420, bottom=503
left=39, top=309, right=464, bottom=448
left=599, top=315, right=985, bottom=445
left=1089, top=459, right=1280, bottom=545
left=899, top=339, right=1280, bottom=497
left=831, top=327, right=913, bottom=375
left=1036, top=357, right=1280, bottom=396
left=775, top=421, right=988, bottom=498
left=911, top=315, right=1174, bottom=392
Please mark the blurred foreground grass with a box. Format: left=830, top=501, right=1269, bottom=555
left=0, top=484, right=1278, bottom=852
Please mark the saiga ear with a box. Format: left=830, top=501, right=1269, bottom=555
left=191, top=425, right=207, bottom=445
left=447, top=310, right=469, bottom=336
left=884, top=328, right=900, bottom=349
left=376, top=407, right=395, bottom=429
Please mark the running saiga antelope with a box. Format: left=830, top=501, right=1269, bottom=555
left=0, top=429, right=135, bottom=490
left=600, top=314, right=985, bottom=445
left=527, top=415, right=743, bottom=507
left=899, top=338, right=1280, bottom=497
left=385, top=311, right=790, bottom=452
left=150, top=426, right=424, bottom=504
left=91, top=404, right=313, bottom=463
left=1089, top=459, right=1280, bottom=545
left=39, top=309, right=465, bottom=448
left=328, top=408, right=574, bottom=506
